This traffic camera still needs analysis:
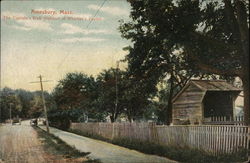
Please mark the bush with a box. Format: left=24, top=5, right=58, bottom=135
left=47, top=110, right=71, bottom=130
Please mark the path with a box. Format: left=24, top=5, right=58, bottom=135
left=0, top=121, right=55, bottom=163
left=0, top=121, right=87, bottom=163
left=40, top=126, right=177, bottom=163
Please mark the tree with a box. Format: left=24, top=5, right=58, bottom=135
left=53, top=72, right=89, bottom=110
left=96, top=67, right=157, bottom=122
left=96, top=68, right=124, bottom=122
left=29, top=94, right=44, bottom=118
left=0, top=87, right=23, bottom=121
left=28, top=91, right=53, bottom=118
left=120, top=0, right=249, bottom=125
left=15, top=89, right=34, bottom=118
left=120, top=72, right=156, bottom=122
left=52, top=72, right=102, bottom=121
left=0, top=87, right=55, bottom=120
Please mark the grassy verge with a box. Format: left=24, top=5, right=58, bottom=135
left=34, top=127, right=101, bottom=163
left=68, top=128, right=248, bottom=163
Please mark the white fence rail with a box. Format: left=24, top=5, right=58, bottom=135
left=70, top=123, right=250, bottom=155
left=203, top=116, right=244, bottom=125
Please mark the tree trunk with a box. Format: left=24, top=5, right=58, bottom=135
left=241, top=27, right=249, bottom=125
left=235, top=0, right=249, bottom=125
left=128, top=115, right=132, bottom=122
left=166, top=75, right=174, bottom=125
left=127, top=109, right=132, bottom=122
left=242, top=77, right=249, bottom=125
left=110, top=114, right=115, bottom=123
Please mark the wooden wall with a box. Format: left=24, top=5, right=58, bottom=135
left=172, top=84, right=205, bottom=125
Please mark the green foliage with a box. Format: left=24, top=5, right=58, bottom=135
left=95, top=68, right=124, bottom=122
left=50, top=70, right=155, bottom=123
left=0, top=87, right=19, bottom=121
left=121, top=0, right=248, bottom=75
left=0, top=87, right=54, bottom=122
left=15, top=89, right=34, bottom=118
left=119, top=0, right=249, bottom=121
left=47, top=109, right=71, bottom=130
left=119, top=0, right=249, bottom=124
left=52, top=72, right=106, bottom=122
left=120, top=73, right=156, bottom=122
left=96, top=68, right=155, bottom=122
left=53, top=72, right=92, bottom=110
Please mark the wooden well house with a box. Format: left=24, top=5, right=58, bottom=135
left=172, top=80, right=242, bottom=125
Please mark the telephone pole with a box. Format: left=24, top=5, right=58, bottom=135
left=9, top=103, right=12, bottom=123
left=30, top=75, right=52, bottom=133
left=39, top=75, right=50, bottom=133
left=115, top=61, right=119, bottom=120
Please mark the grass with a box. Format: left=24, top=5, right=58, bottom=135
left=34, top=127, right=101, bottom=163
left=68, top=128, right=248, bottom=163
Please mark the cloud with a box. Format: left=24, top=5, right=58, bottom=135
left=72, top=13, right=92, bottom=18
left=2, top=11, right=26, bottom=17
left=17, top=19, right=53, bottom=31
left=88, top=5, right=129, bottom=16
left=2, top=11, right=53, bottom=31
left=60, top=23, right=111, bottom=35
left=59, top=37, right=106, bottom=43
left=11, top=25, right=31, bottom=31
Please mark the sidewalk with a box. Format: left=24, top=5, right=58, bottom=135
left=39, top=126, right=177, bottom=163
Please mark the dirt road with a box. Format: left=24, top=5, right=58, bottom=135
left=40, top=126, right=177, bottom=163
left=0, top=121, right=54, bottom=162
left=0, top=121, right=87, bottom=163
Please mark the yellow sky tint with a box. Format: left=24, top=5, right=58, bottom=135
left=1, top=40, right=127, bottom=92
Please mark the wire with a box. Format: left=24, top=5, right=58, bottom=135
left=57, top=0, right=107, bottom=69
left=87, top=0, right=107, bottom=28
left=57, top=50, right=71, bottom=69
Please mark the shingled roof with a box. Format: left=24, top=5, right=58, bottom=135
left=191, top=80, right=242, bottom=91
left=172, top=80, right=242, bottom=103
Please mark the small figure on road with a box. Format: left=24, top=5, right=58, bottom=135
left=30, top=119, right=38, bottom=126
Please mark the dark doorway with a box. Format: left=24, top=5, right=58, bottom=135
left=203, top=91, right=233, bottom=119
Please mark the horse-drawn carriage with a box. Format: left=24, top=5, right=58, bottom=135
left=12, top=117, right=21, bottom=125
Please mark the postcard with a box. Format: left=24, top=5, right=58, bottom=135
left=1, top=0, right=249, bottom=163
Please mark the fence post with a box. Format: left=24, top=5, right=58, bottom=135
left=150, top=122, right=158, bottom=143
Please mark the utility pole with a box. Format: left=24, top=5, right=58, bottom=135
left=30, top=75, right=52, bottom=133
left=0, top=97, right=1, bottom=124
left=9, top=103, right=12, bottom=123
left=39, top=75, right=50, bottom=133
left=0, top=104, right=1, bottom=123
left=115, top=61, right=119, bottom=121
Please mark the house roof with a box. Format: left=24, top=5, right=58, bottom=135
left=172, top=80, right=242, bottom=103
left=191, top=80, right=242, bottom=91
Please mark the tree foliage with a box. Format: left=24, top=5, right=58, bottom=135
left=51, top=72, right=106, bottom=122
left=0, top=87, right=52, bottom=122
left=120, top=0, right=249, bottom=124
left=96, top=68, right=124, bottom=122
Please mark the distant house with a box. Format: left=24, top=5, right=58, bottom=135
left=172, top=80, right=242, bottom=125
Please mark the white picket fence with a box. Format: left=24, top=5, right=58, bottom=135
left=203, top=116, right=244, bottom=125
left=70, top=122, right=250, bottom=155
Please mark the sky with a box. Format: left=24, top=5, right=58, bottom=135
left=1, top=0, right=132, bottom=92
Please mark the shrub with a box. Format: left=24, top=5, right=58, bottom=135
left=47, top=110, right=71, bottom=130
